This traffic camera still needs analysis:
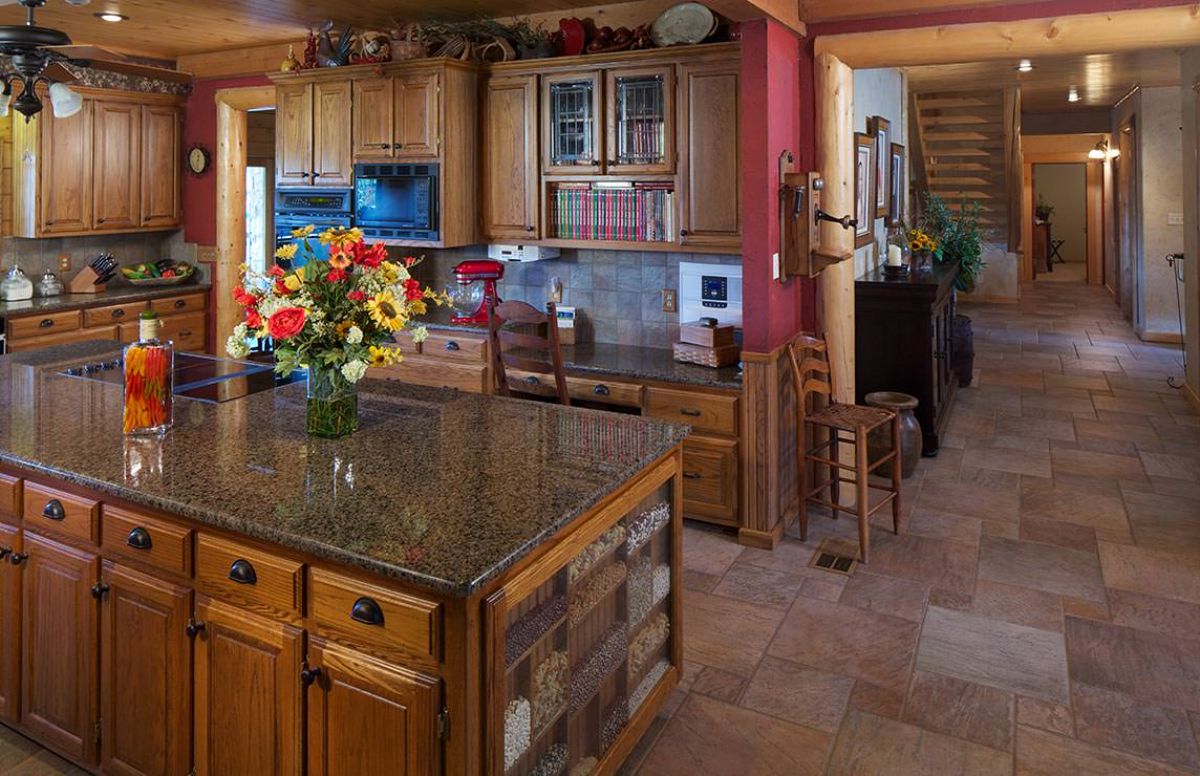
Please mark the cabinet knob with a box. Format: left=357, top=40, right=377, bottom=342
left=91, top=582, right=110, bottom=600
left=392, top=143, right=403, bottom=150
left=186, top=619, right=206, bottom=638
left=9, top=552, right=27, bottom=566
left=525, top=226, right=535, bottom=233
left=0, top=547, right=10, bottom=560
left=41, top=499, right=65, bottom=520
left=228, top=559, right=258, bottom=585
left=311, top=171, right=321, bottom=178
left=38, top=318, right=55, bottom=329
left=350, top=596, right=385, bottom=626
left=679, top=229, right=690, bottom=237
left=126, top=526, right=152, bottom=550
left=300, top=665, right=323, bottom=686
left=299, top=172, right=310, bottom=178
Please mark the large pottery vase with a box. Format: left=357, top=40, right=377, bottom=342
left=865, top=391, right=922, bottom=479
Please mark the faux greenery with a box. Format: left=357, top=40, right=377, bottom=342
left=1035, top=195, right=1054, bottom=222
left=917, top=192, right=987, bottom=291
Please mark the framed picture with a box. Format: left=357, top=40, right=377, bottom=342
left=889, top=143, right=905, bottom=226
left=854, top=132, right=875, bottom=248
left=869, top=116, right=891, bottom=219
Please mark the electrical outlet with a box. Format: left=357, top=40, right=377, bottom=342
left=772, top=252, right=782, bottom=280
left=1168, top=213, right=1184, bottom=226
left=662, top=288, right=677, bottom=313
left=58, top=254, right=71, bottom=272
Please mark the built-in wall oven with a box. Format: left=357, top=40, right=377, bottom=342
left=274, top=188, right=354, bottom=267
left=354, top=162, right=439, bottom=242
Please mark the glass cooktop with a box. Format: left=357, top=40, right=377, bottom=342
left=58, top=352, right=304, bottom=403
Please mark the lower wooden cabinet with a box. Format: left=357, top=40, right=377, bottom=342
left=0, top=522, right=20, bottom=724
left=681, top=436, right=739, bottom=525
left=19, top=531, right=100, bottom=764
left=192, top=596, right=303, bottom=776
left=306, top=639, right=442, bottom=776
left=98, top=561, right=192, bottom=776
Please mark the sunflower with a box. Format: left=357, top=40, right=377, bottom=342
left=366, top=290, right=405, bottom=332
left=368, top=345, right=399, bottom=367
left=334, top=320, right=355, bottom=339
left=319, top=227, right=364, bottom=248
left=379, top=260, right=401, bottom=284
left=290, top=225, right=315, bottom=238
left=274, top=242, right=298, bottom=260
left=329, top=250, right=352, bottom=270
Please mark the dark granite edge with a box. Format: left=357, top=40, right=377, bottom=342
left=0, top=282, right=211, bottom=317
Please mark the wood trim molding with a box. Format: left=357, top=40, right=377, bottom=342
left=1184, top=382, right=1200, bottom=414
left=1021, top=150, right=1105, bottom=283
left=739, top=339, right=800, bottom=549
left=815, top=6, right=1200, bottom=69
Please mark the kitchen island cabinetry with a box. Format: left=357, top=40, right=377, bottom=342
left=0, top=343, right=686, bottom=775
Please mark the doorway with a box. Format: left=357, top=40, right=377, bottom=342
left=1032, top=163, right=1087, bottom=283
left=245, top=109, right=276, bottom=275
left=1115, top=120, right=1139, bottom=323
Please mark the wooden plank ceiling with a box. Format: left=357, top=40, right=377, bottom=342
left=906, top=50, right=1181, bottom=113
left=798, top=0, right=1048, bottom=23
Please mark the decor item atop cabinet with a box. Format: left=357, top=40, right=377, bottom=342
left=12, top=88, right=183, bottom=238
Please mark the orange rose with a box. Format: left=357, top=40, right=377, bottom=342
left=267, top=307, right=308, bottom=340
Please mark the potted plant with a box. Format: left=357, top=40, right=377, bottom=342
left=1035, top=196, right=1054, bottom=223
left=918, top=192, right=986, bottom=293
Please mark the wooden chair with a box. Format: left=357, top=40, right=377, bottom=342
left=488, top=300, right=570, bottom=405
left=787, top=333, right=901, bottom=563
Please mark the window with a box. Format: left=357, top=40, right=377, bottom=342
left=245, top=165, right=268, bottom=273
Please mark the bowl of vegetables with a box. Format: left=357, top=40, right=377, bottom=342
left=121, top=260, right=196, bottom=286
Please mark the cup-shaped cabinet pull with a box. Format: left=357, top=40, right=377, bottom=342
left=126, top=527, right=152, bottom=550
left=9, top=552, right=27, bottom=566
left=111, top=308, right=125, bottom=318
left=524, top=375, right=541, bottom=386
left=444, top=340, right=460, bottom=352
left=228, top=559, right=258, bottom=585
left=42, top=499, right=65, bottom=521
left=300, top=665, right=323, bottom=686
left=174, top=299, right=187, bottom=309
left=679, top=408, right=702, bottom=417
left=38, top=318, right=55, bottom=329
left=350, top=596, right=385, bottom=626
left=593, top=384, right=610, bottom=396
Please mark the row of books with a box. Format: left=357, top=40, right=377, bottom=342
left=550, top=184, right=674, bottom=243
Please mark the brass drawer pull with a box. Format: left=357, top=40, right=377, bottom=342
left=42, top=499, right=65, bottom=520
left=126, top=527, right=152, bottom=550
left=350, top=596, right=385, bottom=626
left=228, top=558, right=257, bottom=585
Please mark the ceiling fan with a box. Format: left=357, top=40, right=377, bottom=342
left=0, top=0, right=90, bottom=119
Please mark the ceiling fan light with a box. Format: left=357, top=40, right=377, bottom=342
left=49, top=82, right=82, bottom=118
left=13, top=88, right=41, bottom=120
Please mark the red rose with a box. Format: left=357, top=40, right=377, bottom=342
left=326, top=268, right=347, bottom=283
left=267, top=307, right=308, bottom=340
left=245, top=309, right=262, bottom=329
left=347, top=290, right=366, bottom=302
left=403, top=278, right=423, bottom=301
left=274, top=279, right=292, bottom=296
left=268, top=265, right=285, bottom=278
left=232, top=287, right=256, bottom=307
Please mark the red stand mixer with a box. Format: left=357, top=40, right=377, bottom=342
left=449, top=259, right=505, bottom=325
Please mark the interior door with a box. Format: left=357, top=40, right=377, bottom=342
left=140, top=105, right=182, bottom=228
left=20, top=531, right=100, bottom=764
left=0, top=522, right=20, bottom=724
left=352, top=77, right=396, bottom=159
left=395, top=71, right=441, bottom=158
left=312, top=80, right=353, bottom=187
left=193, top=596, right=303, bottom=776
left=305, top=639, right=442, bottom=776
left=275, top=82, right=313, bottom=187
left=483, top=75, right=539, bottom=240
left=677, top=61, right=740, bottom=249
left=40, top=99, right=94, bottom=233
left=93, top=100, right=141, bottom=231
left=99, top=561, right=192, bottom=776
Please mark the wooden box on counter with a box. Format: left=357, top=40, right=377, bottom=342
left=854, top=264, right=959, bottom=455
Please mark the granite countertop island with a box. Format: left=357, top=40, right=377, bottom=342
left=0, top=340, right=687, bottom=597
left=0, top=281, right=211, bottom=318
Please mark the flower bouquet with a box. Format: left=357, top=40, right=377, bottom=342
left=227, top=226, right=448, bottom=437
left=907, top=227, right=940, bottom=269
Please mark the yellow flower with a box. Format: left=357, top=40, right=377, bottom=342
left=368, top=345, right=399, bottom=367
left=274, top=243, right=298, bottom=260
left=366, top=290, right=406, bottom=332
left=334, top=320, right=355, bottom=339
left=379, top=261, right=400, bottom=284
left=283, top=274, right=303, bottom=291
left=290, top=225, right=315, bottom=238
left=319, top=227, right=364, bottom=248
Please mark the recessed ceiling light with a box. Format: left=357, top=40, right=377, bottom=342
left=1016, top=59, right=1034, bottom=72
left=1068, top=86, right=1080, bottom=103
left=95, top=11, right=127, bottom=22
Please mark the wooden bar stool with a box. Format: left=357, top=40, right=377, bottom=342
left=786, top=333, right=902, bottom=563
left=488, top=300, right=571, bottom=405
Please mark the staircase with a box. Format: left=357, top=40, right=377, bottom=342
left=909, top=89, right=1020, bottom=248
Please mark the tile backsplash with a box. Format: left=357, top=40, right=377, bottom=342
left=407, top=247, right=741, bottom=348
left=0, top=230, right=210, bottom=285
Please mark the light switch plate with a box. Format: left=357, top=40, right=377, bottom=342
left=662, top=289, right=677, bottom=313
left=772, top=252, right=781, bottom=280
left=1168, top=213, right=1184, bottom=226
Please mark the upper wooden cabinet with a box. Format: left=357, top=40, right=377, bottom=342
left=678, top=60, right=741, bottom=250
left=607, top=65, right=675, bottom=174
left=351, top=70, right=440, bottom=161
left=276, top=80, right=352, bottom=188
left=13, top=89, right=184, bottom=238
left=542, top=70, right=603, bottom=174
left=482, top=75, right=539, bottom=240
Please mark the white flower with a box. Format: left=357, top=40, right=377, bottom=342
left=410, top=325, right=429, bottom=344
left=340, top=359, right=368, bottom=383
left=225, top=334, right=250, bottom=359
left=346, top=325, right=363, bottom=344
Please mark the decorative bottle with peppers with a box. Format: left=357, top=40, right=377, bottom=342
left=123, top=311, right=174, bottom=435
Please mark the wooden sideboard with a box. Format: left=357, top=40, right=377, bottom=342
left=855, top=264, right=959, bottom=455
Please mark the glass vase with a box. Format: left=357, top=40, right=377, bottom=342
left=306, top=364, right=358, bottom=438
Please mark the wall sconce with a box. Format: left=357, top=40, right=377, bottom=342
left=1089, top=139, right=1120, bottom=160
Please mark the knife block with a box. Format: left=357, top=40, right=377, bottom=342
left=66, top=265, right=108, bottom=294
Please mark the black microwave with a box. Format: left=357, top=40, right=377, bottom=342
left=354, top=163, right=439, bottom=242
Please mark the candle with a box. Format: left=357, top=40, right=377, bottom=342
left=887, top=244, right=903, bottom=267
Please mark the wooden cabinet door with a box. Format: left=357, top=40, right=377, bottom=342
left=681, top=436, right=739, bottom=525
left=312, top=80, right=353, bottom=187
left=605, top=65, right=675, bottom=174
left=542, top=70, right=602, bottom=174
left=306, top=639, right=441, bottom=776
left=678, top=62, right=740, bottom=249
left=0, top=523, right=20, bottom=724
left=482, top=75, right=539, bottom=240
left=40, top=100, right=94, bottom=233
left=193, top=596, right=303, bottom=776
left=20, top=532, right=100, bottom=764
left=276, top=82, right=313, bottom=186
left=92, top=100, right=141, bottom=231
left=394, top=71, right=440, bottom=158
left=99, top=561, right=191, bottom=776
left=140, top=105, right=182, bottom=228
left=353, top=77, right=395, bottom=160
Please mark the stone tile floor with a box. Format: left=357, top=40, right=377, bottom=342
left=623, top=280, right=1200, bottom=775
left=0, top=280, right=1196, bottom=775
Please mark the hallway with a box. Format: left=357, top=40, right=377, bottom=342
left=624, top=281, right=1200, bottom=775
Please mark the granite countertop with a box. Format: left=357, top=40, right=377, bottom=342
left=419, top=308, right=742, bottom=391
left=0, top=282, right=211, bottom=318
left=0, top=341, right=687, bottom=597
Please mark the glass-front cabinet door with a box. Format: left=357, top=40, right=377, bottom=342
left=606, top=66, right=675, bottom=174
left=485, top=458, right=681, bottom=776
left=542, top=72, right=603, bottom=174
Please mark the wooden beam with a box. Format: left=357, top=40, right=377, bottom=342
left=179, top=42, right=301, bottom=79
left=815, top=6, right=1200, bottom=69
left=1086, top=159, right=1103, bottom=286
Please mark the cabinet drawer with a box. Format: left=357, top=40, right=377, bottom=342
left=682, top=436, right=738, bottom=525
left=566, top=374, right=644, bottom=408
left=101, top=505, right=192, bottom=576
left=8, top=310, right=82, bottom=339
left=150, top=292, right=207, bottom=316
left=159, top=311, right=207, bottom=351
left=83, top=301, right=145, bottom=328
left=4, top=326, right=119, bottom=353
left=22, top=481, right=99, bottom=543
left=645, top=387, right=738, bottom=436
left=0, top=474, right=19, bottom=521
left=377, top=355, right=488, bottom=393
left=310, top=567, right=442, bottom=663
left=420, top=331, right=487, bottom=363
left=196, top=533, right=304, bottom=620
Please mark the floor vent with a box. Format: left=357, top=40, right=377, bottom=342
left=808, top=538, right=859, bottom=576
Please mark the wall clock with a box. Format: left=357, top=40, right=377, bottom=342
left=187, top=144, right=211, bottom=177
